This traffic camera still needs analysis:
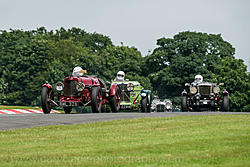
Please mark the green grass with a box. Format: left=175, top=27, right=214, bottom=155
left=0, top=115, right=249, bottom=167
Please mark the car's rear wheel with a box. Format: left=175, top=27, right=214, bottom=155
left=91, top=87, right=102, bottom=113
left=64, top=107, right=72, bottom=114
left=141, top=97, right=150, bottom=113
left=181, top=96, right=188, bottom=112
left=223, top=95, right=229, bottom=111
left=110, top=86, right=120, bottom=113
left=41, top=87, right=52, bottom=114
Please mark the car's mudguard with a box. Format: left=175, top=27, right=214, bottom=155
left=141, top=90, right=151, bottom=104
left=222, top=90, right=229, bottom=96
left=109, top=84, right=118, bottom=96
left=98, top=78, right=107, bottom=90
left=42, top=83, right=52, bottom=89
left=42, top=83, right=54, bottom=97
left=182, top=89, right=188, bottom=96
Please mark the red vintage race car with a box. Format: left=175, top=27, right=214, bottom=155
left=41, top=73, right=120, bottom=114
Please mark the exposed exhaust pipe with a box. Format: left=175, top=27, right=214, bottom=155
left=49, top=99, right=59, bottom=106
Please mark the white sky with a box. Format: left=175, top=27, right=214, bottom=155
left=0, top=0, right=249, bottom=71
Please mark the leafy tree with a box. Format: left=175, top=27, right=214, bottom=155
left=0, top=78, right=8, bottom=104
left=0, top=30, right=51, bottom=105
left=47, top=39, right=99, bottom=83
left=215, top=57, right=250, bottom=111
left=99, top=45, right=143, bottom=81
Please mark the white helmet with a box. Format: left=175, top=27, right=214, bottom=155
left=72, top=66, right=83, bottom=77
left=116, top=71, right=125, bottom=81
left=195, top=75, right=203, bottom=83
left=153, top=96, right=159, bottom=99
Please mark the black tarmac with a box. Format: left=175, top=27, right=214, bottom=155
left=0, top=112, right=249, bottom=130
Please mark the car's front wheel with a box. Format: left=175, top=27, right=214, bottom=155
left=223, top=95, right=229, bottom=111
left=41, top=87, right=52, bottom=114
left=181, top=96, right=188, bottom=112
left=91, top=87, right=102, bottom=113
left=64, top=107, right=72, bottom=114
left=141, top=97, right=150, bottom=113
left=101, top=104, right=106, bottom=113
left=110, top=86, right=120, bottom=113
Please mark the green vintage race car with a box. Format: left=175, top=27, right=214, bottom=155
left=112, top=80, right=151, bottom=112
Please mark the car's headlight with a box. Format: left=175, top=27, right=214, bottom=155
left=131, top=92, right=136, bottom=97
left=127, top=83, right=134, bottom=91
left=76, top=82, right=85, bottom=92
left=195, top=93, right=200, bottom=99
left=190, top=87, right=197, bottom=94
left=56, top=82, right=64, bottom=91
left=213, top=86, right=220, bottom=94
left=210, top=93, right=215, bottom=99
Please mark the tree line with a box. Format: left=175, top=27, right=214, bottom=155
left=0, top=27, right=249, bottom=111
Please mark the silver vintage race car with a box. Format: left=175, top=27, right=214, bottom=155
left=151, top=96, right=173, bottom=112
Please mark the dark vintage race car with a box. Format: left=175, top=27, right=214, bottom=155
left=41, top=73, right=120, bottom=114
left=181, top=82, right=229, bottom=111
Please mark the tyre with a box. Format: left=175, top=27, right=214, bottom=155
left=181, top=96, right=188, bottom=112
left=110, top=86, right=120, bottom=113
left=141, top=97, right=149, bottom=113
left=101, top=104, right=106, bottom=113
left=91, top=87, right=102, bottom=113
left=223, top=95, right=229, bottom=111
left=41, top=87, right=52, bottom=114
left=147, top=103, right=151, bottom=113
left=64, top=107, right=72, bottom=114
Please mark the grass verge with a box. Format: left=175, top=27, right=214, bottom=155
left=0, top=114, right=249, bottom=167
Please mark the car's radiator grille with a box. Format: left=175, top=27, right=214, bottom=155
left=119, top=84, right=130, bottom=102
left=156, top=104, right=165, bottom=112
left=198, top=85, right=211, bottom=96
left=63, top=80, right=78, bottom=96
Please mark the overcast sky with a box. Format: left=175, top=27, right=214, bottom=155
left=0, top=0, right=249, bottom=71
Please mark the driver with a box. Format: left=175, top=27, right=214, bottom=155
left=194, top=75, right=203, bottom=83
left=114, top=71, right=125, bottom=81
left=72, top=66, right=84, bottom=77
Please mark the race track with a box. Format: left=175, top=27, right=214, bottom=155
left=0, top=112, right=249, bottom=130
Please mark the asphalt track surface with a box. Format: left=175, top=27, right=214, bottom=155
left=0, top=112, right=249, bottom=130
